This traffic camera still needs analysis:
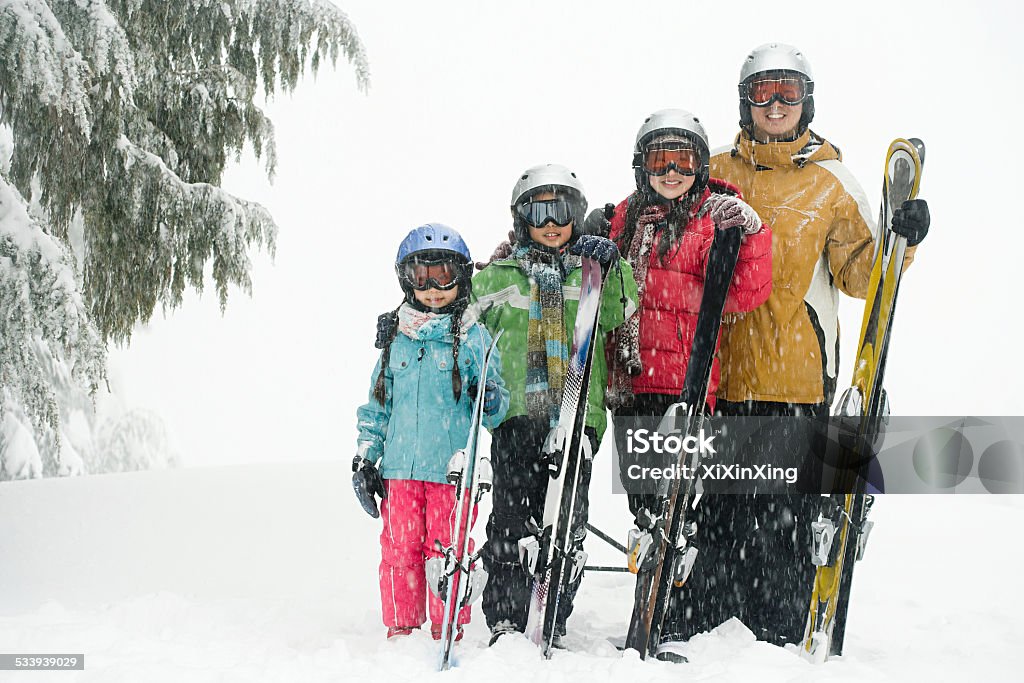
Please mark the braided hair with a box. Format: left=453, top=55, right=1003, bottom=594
left=447, top=298, right=468, bottom=403
left=372, top=299, right=470, bottom=407
left=373, top=303, right=403, bottom=406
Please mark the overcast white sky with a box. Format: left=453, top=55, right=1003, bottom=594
left=102, top=0, right=1024, bottom=467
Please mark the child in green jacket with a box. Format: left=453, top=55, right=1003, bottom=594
left=472, top=164, right=638, bottom=646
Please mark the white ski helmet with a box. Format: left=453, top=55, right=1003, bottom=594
left=509, top=163, right=588, bottom=244
left=632, top=109, right=710, bottom=198
left=738, top=42, right=816, bottom=134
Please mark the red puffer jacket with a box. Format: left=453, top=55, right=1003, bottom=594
left=608, top=178, right=772, bottom=409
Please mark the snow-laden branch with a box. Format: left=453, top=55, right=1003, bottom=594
left=0, top=172, right=105, bottom=459
left=0, top=0, right=93, bottom=133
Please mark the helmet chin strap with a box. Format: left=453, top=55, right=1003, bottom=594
left=407, top=294, right=463, bottom=315
left=526, top=238, right=574, bottom=255
left=403, top=278, right=470, bottom=314
left=749, top=123, right=805, bottom=143
left=641, top=178, right=704, bottom=207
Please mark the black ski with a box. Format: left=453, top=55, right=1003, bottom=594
left=624, top=225, right=744, bottom=659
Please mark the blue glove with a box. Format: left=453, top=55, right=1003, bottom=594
left=352, top=456, right=386, bottom=518
left=482, top=379, right=501, bottom=416
left=374, top=311, right=398, bottom=349
left=469, top=379, right=501, bottom=416
left=570, top=234, right=619, bottom=266
left=891, top=199, right=929, bottom=246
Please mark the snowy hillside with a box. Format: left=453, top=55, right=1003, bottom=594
left=2, top=462, right=1022, bottom=681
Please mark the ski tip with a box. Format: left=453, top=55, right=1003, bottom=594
left=908, top=137, right=926, bottom=164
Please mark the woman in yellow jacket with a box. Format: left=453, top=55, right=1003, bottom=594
left=706, top=43, right=930, bottom=647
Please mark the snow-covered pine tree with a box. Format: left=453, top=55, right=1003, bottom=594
left=0, top=0, right=369, bottom=479
left=93, top=408, right=178, bottom=473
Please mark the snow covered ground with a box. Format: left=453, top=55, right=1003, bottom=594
left=2, top=459, right=1022, bottom=682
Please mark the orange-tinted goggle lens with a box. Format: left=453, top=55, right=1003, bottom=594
left=746, top=77, right=807, bottom=106
left=402, top=260, right=459, bottom=290
left=643, top=147, right=699, bottom=176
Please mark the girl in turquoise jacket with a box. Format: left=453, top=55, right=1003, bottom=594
left=354, top=224, right=508, bottom=641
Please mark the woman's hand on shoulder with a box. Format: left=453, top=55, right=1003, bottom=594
left=704, top=194, right=762, bottom=236
left=474, top=230, right=516, bottom=271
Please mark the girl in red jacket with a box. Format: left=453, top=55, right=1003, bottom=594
left=586, top=108, right=772, bottom=661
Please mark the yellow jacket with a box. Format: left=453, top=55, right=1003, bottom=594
left=710, top=129, right=913, bottom=405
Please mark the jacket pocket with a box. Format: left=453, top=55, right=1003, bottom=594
left=388, top=343, right=416, bottom=374
left=431, top=347, right=455, bottom=374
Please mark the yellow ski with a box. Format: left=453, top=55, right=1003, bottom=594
left=802, top=138, right=924, bottom=662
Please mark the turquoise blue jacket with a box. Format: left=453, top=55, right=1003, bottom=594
left=356, top=310, right=509, bottom=484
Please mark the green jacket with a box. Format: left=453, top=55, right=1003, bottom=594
left=470, top=256, right=638, bottom=440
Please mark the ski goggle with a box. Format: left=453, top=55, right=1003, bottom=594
left=515, top=197, right=574, bottom=228
left=642, top=145, right=700, bottom=176
left=399, top=257, right=462, bottom=291
left=743, top=76, right=809, bottom=106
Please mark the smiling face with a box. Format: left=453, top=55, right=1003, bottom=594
left=648, top=169, right=696, bottom=201
left=526, top=190, right=574, bottom=249
left=413, top=284, right=459, bottom=310
left=751, top=100, right=804, bottom=142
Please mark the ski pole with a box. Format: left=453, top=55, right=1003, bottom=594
left=585, top=522, right=627, bottom=555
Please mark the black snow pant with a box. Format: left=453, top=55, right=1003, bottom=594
left=615, top=395, right=825, bottom=644
left=614, top=394, right=758, bottom=644
left=481, top=415, right=597, bottom=634
left=715, top=398, right=829, bottom=646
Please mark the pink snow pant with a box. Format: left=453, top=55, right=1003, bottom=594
left=379, top=479, right=478, bottom=628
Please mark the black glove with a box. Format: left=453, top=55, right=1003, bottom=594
left=468, top=379, right=502, bottom=416
left=570, top=234, right=619, bottom=266
left=374, top=311, right=398, bottom=349
left=583, top=204, right=615, bottom=238
left=352, top=456, right=386, bottom=518
left=891, top=199, right=929, bottom=246
left=626, top=497, right=659, bottom=528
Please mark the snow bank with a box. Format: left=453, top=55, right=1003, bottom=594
left=1, top=462, right=1022, bottom=681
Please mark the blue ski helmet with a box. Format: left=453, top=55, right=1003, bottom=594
left=394, top=223, right=473, bottom=306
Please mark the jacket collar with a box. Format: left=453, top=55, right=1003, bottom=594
left=398, top=303, right=479, bottom=342
left=732, top=129, right=837, bottom=170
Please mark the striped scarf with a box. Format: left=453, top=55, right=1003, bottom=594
left=516, top=244, right=581, bottom=427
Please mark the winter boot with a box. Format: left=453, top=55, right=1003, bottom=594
left=488, top=620, right=519, bottom=646
left=550, top=623, right=568, bottom=650
left=431, top=623, right=464, bottom=642
left=387, top=626, right=417, bottom=639
left=655, top=640, right=689, bottom=663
